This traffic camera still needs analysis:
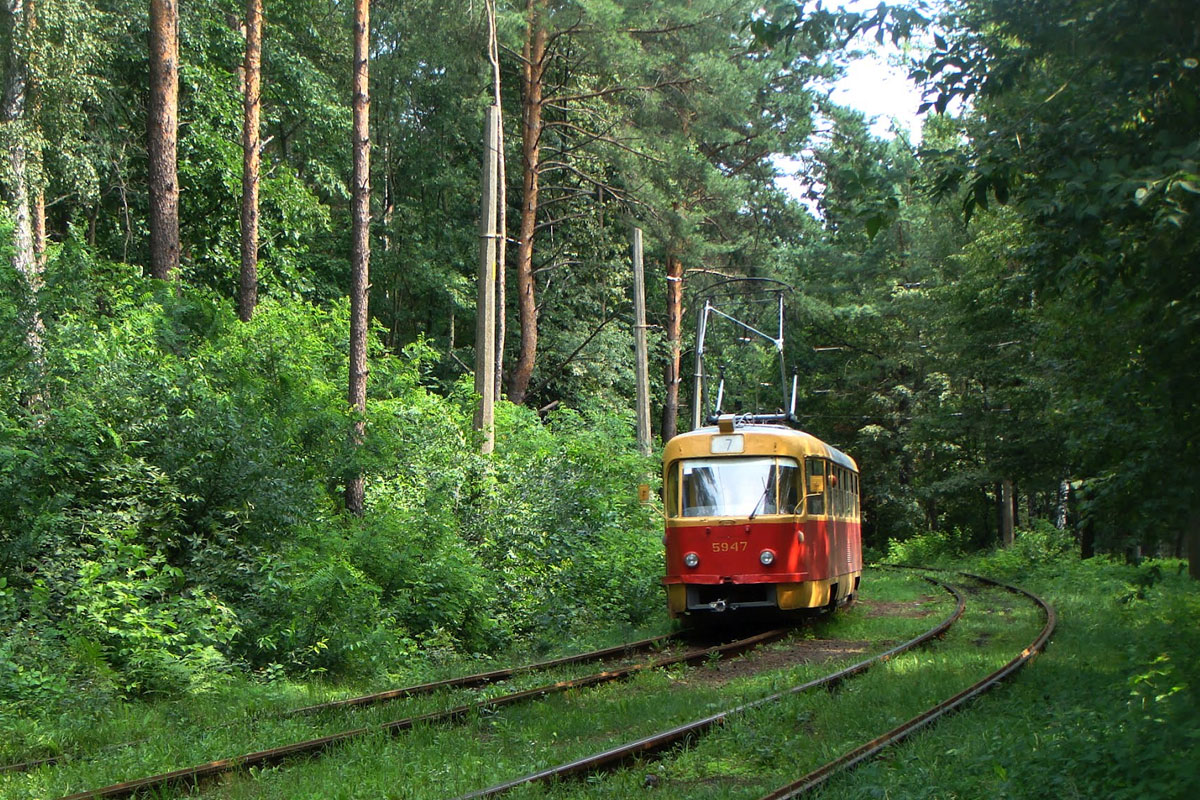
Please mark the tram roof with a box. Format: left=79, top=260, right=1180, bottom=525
left=664, top=423, right=858, bottom=472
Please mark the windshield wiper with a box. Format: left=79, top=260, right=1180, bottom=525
left=748, top=477, right=772, bottom=520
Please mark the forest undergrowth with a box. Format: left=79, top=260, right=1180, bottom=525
left=0, top=262, right=662, bottom=728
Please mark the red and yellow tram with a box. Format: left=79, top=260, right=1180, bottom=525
left=662, top=414, right=861, bottom=620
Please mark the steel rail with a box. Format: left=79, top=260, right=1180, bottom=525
left=2, top=632, right=677, bottom=776
left=451, top=575, right=965, bottom=800
left=756, top=570, right=1056, bottom=800
left=55, top=630, right=784, bottom=800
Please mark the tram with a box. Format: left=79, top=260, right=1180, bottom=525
left=662, top=413, right=861, bottom=619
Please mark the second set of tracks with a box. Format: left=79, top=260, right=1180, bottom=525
left=14, top=568, right=1055, bottom=799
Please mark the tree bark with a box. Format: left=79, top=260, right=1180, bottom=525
left=345, top=0, right=370, bottom=514
left=3, top=0, right=45, bottom=397
left=1187, top=511, right=1200, bottom=580
left=1000, top=479, right=1015, bottom=547
left=148, top=0, right=180, bottom=280
left=506, top=0, right=546, bottom=406
left=1054, top=479, right=1070, bottom=529
left=238, top=0, right=262, bottom=321
left=661, top=253, right=683, bottom=441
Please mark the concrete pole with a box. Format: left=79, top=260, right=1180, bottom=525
left=474, top=106, right=500, bottom=454
left=632, top=228, right=651, bottom=456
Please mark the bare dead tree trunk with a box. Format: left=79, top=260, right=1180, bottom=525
left=148, top=0, right=180, bottom=280
left=661, top=253, right=683, bottom=441
left=4, top=0, right=44, bottom=398
left=238, top=0, right=262, bottom=321
left=345, top=0, right=370, bottom=514
left=507, top=0, right=545, bottom=406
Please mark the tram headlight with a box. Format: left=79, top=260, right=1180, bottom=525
left=759, top=549, right=776, bottom=566
left=683, top=552, right=700, bottom=568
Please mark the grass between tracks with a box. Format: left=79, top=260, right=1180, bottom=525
left=6, top=550, right=1198, bottom=799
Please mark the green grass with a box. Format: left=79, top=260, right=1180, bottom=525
left=8, top=557, right=1196, bottom=799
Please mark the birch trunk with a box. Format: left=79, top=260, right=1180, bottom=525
left=238, top=0, right=262, bottom=321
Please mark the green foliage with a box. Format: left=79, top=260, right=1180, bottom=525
left=884, top=527, right=973, bottom=566
left=468, top=404, right=662, bottom=644
left=1, top=245, right=662, bottom=711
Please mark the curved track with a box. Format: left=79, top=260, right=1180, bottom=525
left=451, top=574, right=966, bottom=799
left=756, top=570, right=1056, bottom=799
left=26, top=568, right=1049, bottom=800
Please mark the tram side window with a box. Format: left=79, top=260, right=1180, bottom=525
left=837, top=467, right=847, bottom=518
left=779, top=462, right=801, bottom=513
left=844, top=469, right=851, bottom=517
left=665, top=462, right=680, bottom=517
left=806, top=458, right=826, bottom=516
left=830, top=467, right=839, bottom=517
left=842, top=468, right=850, bottom=517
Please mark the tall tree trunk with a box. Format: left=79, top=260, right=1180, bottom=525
left=507, top=0, right=545, bottom=406
left=1000, top=479, right=1015, bottom=547
left=345, top=0, right=371, bottom=514
left=238, top=0, right=262, bottom=321
left=3, top=0, right=44, bottom=396
left=148, top=0, right=180, bottom=280
left=1054, top=478, right=1070, bottom=529
left=661, top=253, right=683, bottom=441
left=1186, top=510, right=1200, bottom=580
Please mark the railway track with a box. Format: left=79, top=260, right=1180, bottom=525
left=451, top=573, right=966, bottom=799
left=41, top=629, right=785, bottom=799
left=11, top=568, right=1048, bottom=800
left=1, top=633, right=678, bottom=778
left=448, top=570, right=1052, bottom=800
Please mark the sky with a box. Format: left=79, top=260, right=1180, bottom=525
left=775, top=3, right=930, bottom=205
left=830, top=47, right=926, bottom=142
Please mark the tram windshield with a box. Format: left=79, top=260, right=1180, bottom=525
left=677, top=457, right=800, bottom=518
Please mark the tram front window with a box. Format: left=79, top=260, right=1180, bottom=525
left=680, top=457, right=799, bottom=518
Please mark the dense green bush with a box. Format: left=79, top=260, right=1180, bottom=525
left=1, top=251, right=662, bottom=714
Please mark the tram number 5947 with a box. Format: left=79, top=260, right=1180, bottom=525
left=712, top=541, right=748, bottom=552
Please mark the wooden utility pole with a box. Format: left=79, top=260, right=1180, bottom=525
left=631, top=228, right=651, bottom=456
left=474, top=105, right=500, bottom=455
left=345, top=0, right=370, bottom=514
left=238, top=0, right=262, bottom=321
left=661, top=253, right=683, bottom=441
left=485, top=0, right=506, bottom=405
left=148, top=0, right=180, bottom=280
